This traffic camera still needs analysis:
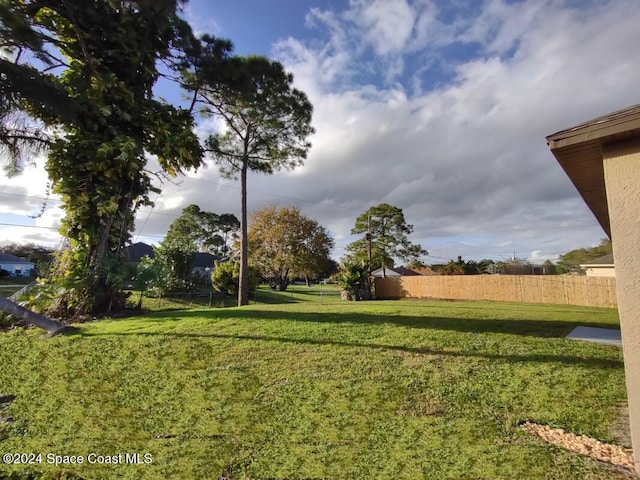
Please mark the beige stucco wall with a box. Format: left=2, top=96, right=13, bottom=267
left=603, top=138, right=640, bottom=470
left=583, top=266, right=615, bottom=277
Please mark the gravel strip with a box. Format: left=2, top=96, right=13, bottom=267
left=521, top=421, right=635, bottom=471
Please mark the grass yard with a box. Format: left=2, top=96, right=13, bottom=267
left=0, top=291, right=628, bottom=479
left=0, top=278, right=35, bottom=299
left=130, top=283, right=343, bottom=311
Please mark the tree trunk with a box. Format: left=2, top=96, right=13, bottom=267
left=238, top=160, right=249, bottom=306
left=341, top=290, right=355, bottom=301
left=0, top=297, right=70, bottom=336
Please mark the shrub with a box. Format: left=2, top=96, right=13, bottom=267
left=333, top=260, right=371, bottom=301
left=211, top=260, right=259, bottom=294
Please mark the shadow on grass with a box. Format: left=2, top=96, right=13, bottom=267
left=139, top=308, right=619, bottom=339
left=74, top=305, right=624, bottom=367
left=79, top=329, right=622, bottom=368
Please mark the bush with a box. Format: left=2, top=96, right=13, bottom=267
left=211, top=260, right=259, bottom=294
left=332, top=260, right=371, bottom=301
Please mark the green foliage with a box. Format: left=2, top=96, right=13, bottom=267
left=153, top=238, right=197, bottom=294
left=165, top=204, right=239, bottom=256
left=200, top=54, right=315, bottom=178
left=332, top=260, right=370, bottom=300
left=1, top=2, right=209, bottom=317
left=346, top=203, right=427, bottom=271
left=432, top=257, right=492, bottom=275
left=157, top=204, right=240, bottom=294
left=211, top=260, right=258, bottom=294
left=248, top=205, right=334, bottom=291
left=405, top=258, right=428, bottom=270
left=133, top=256, right=169, bottom=297
left=0, top=2, right=72, bottom=176
left=557, top=238, right=612, bottom=274
left=432, top=261, right=466, bottom=275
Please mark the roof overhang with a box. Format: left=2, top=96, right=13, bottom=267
left=547, top=104, right=640, bottom=238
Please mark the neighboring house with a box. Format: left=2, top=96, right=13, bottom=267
left=0, top=252, right=35, bottom=277
left=412, top=266, right=440, bottom=276
left=122, top=242, right=155, bottom=262
left=579, top=254, right=615, bottom=277
left=370, top=266, right=420, bottom=277
left=192, top=252, right=220, bottom=279
left=122, top=242, right=220, bottom=278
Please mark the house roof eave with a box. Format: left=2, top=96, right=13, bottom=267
left=547, top=104, right=640, bottom=238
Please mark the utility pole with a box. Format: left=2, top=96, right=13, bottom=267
left=381, top=216, right=386, bottom=278
left=367, top=215, right=372, bottom=278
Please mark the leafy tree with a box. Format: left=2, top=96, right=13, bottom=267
left=431, top=256, right=490, bottom=275
left=247, top=205, right=334, bottom=291
left=191, top=51, right=314, bottom=305
left=557, top=238, right=612, bottom=274
left=431, top=261, right=465, bottom=275
left=153, top=236, right=197, bottom=293
left=157, top=204, right=239, bottom=292
left=346, top=204, right=427, bottom=276
left=211, top=259, right=258, bottom=294
left=165, top=205, right=239, bottom=256
left=405, top=259, right=428, bottom=270
left=0, top=1, right=208, bottom=318
left=332, top=260, right=371, bottom=301
left=0, top=2, right=73, bottom=175
left=130, top=255, right=169, bottom=305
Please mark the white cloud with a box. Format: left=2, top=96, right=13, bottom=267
left=347, top=0, right=417, bottom=56
left=266, top=0, right=640, bottom=261
left=181, top=4, right=222, bottom=38
left=1, top=0, right=636, bottom=264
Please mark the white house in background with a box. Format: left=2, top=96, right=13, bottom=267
left=0, top=252, right=35, bottom=277
left=580, top=254, right=615, bottom=277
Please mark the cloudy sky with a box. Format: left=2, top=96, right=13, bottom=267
left=1, top=0, right=638, bottom=264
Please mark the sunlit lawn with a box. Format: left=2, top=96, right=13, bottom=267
left=0, top=289, right=627, bottom=479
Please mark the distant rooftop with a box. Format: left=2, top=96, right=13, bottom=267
left=580, top=253, right=614, bottom=266
left=0, top=252, right=32, bottom=263
left=123, top=242, right=155, bottom=262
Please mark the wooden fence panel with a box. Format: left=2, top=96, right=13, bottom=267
left=374, top=275, right=617, bottom=308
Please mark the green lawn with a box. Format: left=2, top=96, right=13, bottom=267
left=0, top=291, right=627, bottom=479
left=131, top=283, right=343, bottom=310
left=0, top=278, right=35, bottom=299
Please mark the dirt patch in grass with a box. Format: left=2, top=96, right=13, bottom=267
left=521, top=421, right=635, bottom=474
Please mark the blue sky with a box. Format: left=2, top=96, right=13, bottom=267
left=1, top=0, right=638, bottom=264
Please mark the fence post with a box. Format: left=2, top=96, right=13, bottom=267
left=209, top=292, right=212, bottom=307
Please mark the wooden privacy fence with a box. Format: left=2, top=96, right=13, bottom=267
left=374, top=275, right=617, bottom=308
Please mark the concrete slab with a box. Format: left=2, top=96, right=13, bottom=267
left=566, top=326, right=622, bottom=346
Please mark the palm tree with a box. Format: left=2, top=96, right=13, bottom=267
left=333, top=260, right=371, bottom=301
